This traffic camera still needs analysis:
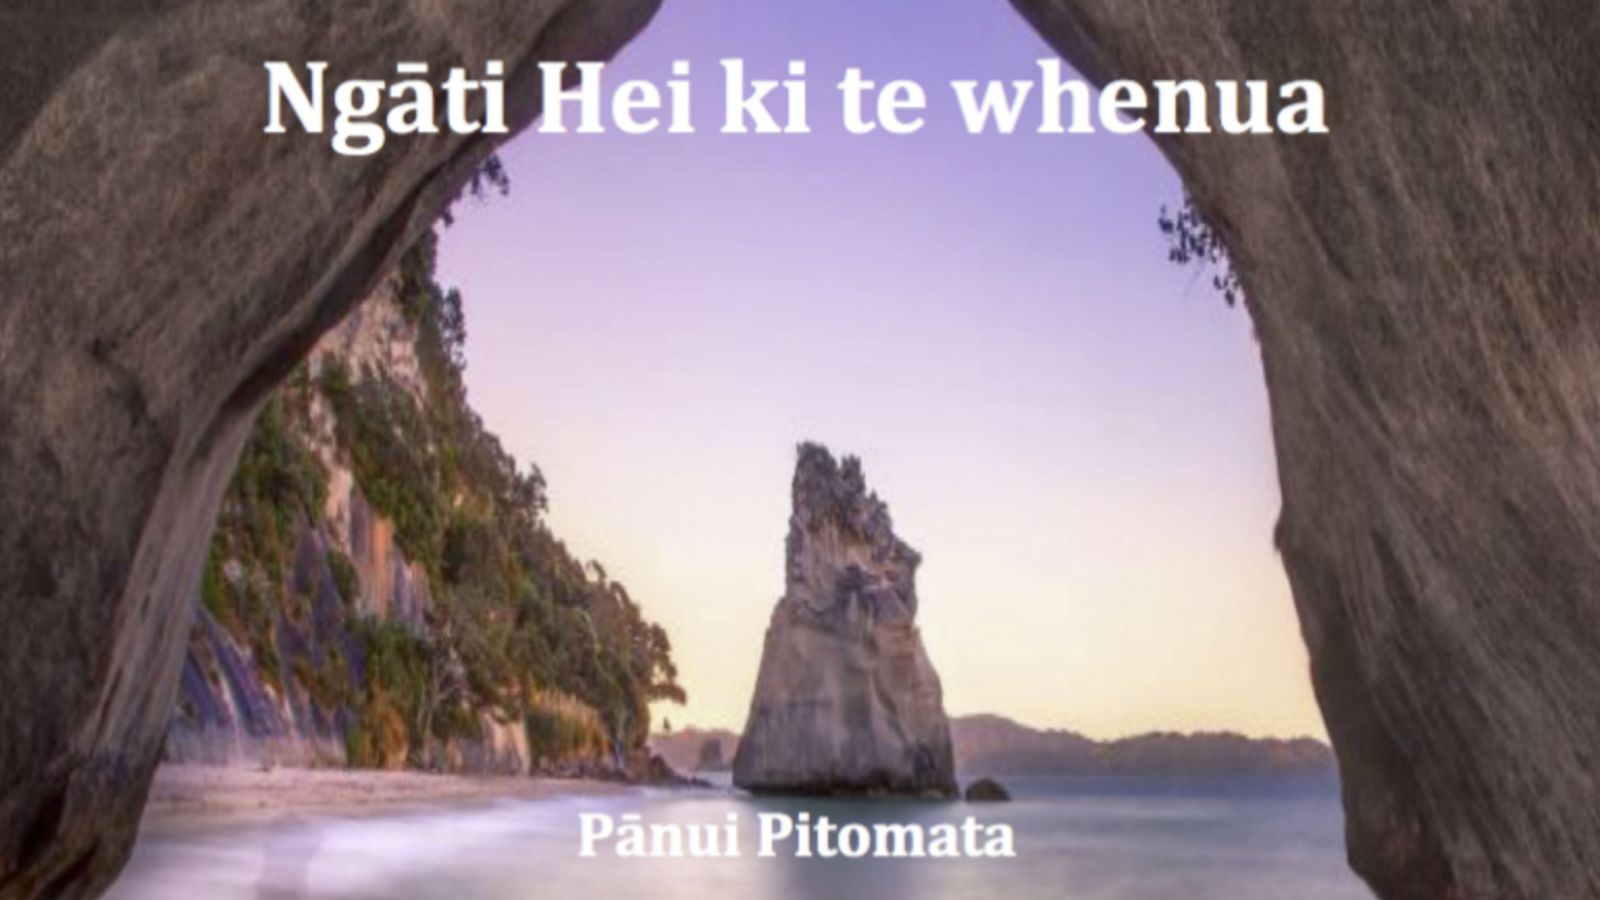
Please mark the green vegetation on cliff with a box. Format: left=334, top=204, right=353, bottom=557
left=195, top=211, right=683, bottom=771
left=202, top=369, right=327, bottom=691
left=1157, top=192, right=1243, bottom=307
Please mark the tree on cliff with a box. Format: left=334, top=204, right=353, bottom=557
left=1158, top=192, right=1244, bottom=307
left=399, top=227, right=685, bottom=750
left=194, top=161, right=683, bottom=771
left=440, top=153, right=512, bottom=226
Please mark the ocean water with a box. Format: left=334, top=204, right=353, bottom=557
left=106, top=775, right=1372, bottom=900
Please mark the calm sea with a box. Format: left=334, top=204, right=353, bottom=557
left=107, top=775, right=1373, bottom=899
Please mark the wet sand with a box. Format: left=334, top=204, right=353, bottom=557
left=141, top=764, right=622, bottom=832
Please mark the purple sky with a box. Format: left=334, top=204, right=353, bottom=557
left=436, top=0, right=1322, bottom=740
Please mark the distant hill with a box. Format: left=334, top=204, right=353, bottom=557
left=951, top=714, right=1336, bottom=777
left=653, top=715, right=1335, bottom=778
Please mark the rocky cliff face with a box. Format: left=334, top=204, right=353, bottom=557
left=1009, top=3, right=1600, bottom=897
left=0, top=3, right=658, bottom=895
left=733, top=445, right=956, bottom=798
left=7, top=3, right=1600, bottom=899
left=164, top=278, right=528, bottom=776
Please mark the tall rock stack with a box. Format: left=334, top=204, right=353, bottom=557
left=733, top=444, right=957, bottom=797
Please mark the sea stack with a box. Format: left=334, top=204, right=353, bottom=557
left=733, top=443, right=957, bottom=797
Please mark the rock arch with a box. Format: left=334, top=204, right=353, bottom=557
left=3, top=2, right=1598, bottom=898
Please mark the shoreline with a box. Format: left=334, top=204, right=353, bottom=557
left=140, top=764, right=630, bottom=833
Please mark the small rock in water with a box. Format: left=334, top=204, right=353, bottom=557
left=964, top=778, right=1011, bottom=802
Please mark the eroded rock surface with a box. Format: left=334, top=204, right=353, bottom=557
left=4, top=1, right=1600, bottom=898
left=733, top=444, right=956, bottom=798
left=1011, top=2, right=1600, bottom=897
left=166, top=275, right=532, bottom=775
left=0, top=2, right=658, bottom=896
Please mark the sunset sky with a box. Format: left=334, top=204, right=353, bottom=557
left=436, top=0, right=1324, bottom=741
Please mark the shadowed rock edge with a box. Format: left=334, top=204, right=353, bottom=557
left=0, top=2, right=660, bottom=896
left=2, top=3, right=1598, bottom=899
left=1011, top=2, right=1600, bottom=898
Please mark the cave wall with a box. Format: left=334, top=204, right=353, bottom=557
left=3, top=2, right=1599, bottom=899
left=0, top=2, right=659, bottom=897
left=1010, top=2, right=1600, bottom=898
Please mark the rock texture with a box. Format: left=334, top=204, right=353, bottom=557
left=733, top=445, right=957, bottom=798
left=6, top=2, right=1600, bottom=899
left=166, top=278, right=532, bottom=775
left=963, top=778, right=1011, bottom=803
left=0, top=2, right=657, bottom=897
left=1009, top=2, right=1600, bottom=897
left=166, top=544, right=354, bottom=770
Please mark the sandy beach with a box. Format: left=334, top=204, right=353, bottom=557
left=141, top=765, right=623, bottom=832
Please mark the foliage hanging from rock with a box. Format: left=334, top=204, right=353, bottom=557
left=180, top=221, right=684, bottom=773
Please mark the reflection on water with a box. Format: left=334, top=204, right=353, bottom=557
left=106, top=776, right=1371, bottom=900
left=254, top=815, right=321, bottom=899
